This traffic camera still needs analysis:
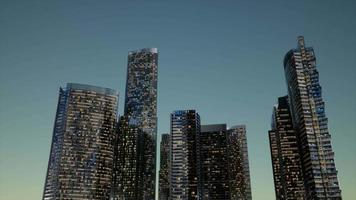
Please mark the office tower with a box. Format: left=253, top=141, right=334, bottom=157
left=169, top=110, right=252, bottom=200
left=268, top=96, right=305, bottom=199
left=159, top=134, right=170, bottom=200
left=123, top=48, right=158, bottom=200
left=227, top=125, right=252, bottom=200
left=42, top=83, right=118, bottom=200
left=170, top=110, right=200, bottom=200
left=197, top=124, right=252, bottom=200
left=283, top=36, right=341, bottom=199
left=197, top=124, right=230, bottom=200
left=113, top=116, right=141, bottom=200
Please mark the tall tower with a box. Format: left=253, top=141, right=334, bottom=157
left=42, top=83, right=118, bottom=200
left=197, top=124, right=230, bottom=200
left=268, top=96, right=305, bottom=199
left=159, top=134, right=171, bottom=200
left=124, top=48, right=158, bottom=200
left=227, top=125, right=252, bottom=200
left=197, top=124, right=252, bottom=200
left=283, top=37, right=342, bottom=199
left=170, top=110, right=200, bottom=200
left=114, top=115, right=141, bottom=200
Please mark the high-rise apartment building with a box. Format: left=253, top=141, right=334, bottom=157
left=159, top=134, right=171, bottom=200
left=283, top=36, right=341, bottom=199
left=169, top=110, right=252, bottom=200
left=227, top=125, right=252, bottom=200
left=170, top=110, right=200, bottom=200
left=197, top=124, right=230, bottom=200
left=42, top=83, right=118, bottom=200
left=268, top=96, right=305, bottom=199
left=121, top=48, right=158, bottom=200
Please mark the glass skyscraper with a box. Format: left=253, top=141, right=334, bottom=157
left=159, top=133, right=170, bottom=200
left=169, top=113, right=252, bottom=200
left=170, top=110, right=200, bottom=200
left=283, top=36, right=342, bottom=199
left=268, top=96, right=305, bottom=199
left=198, top=124, right=252, bottom=200
left=113, top=115, right=141, bottom=200
left=227, top=125, right=252, bottom=200
left=122, top=48, right=158, bottom=200
left=197, top=124, right=230, bottom=200
left=42, top=83, right=118, bottom=200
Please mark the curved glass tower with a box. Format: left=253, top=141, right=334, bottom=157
left=42, top=83, right=118, bottom=200
left=124, top=48, right=158, bottom=200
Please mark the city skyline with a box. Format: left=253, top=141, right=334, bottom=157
left=1, top=1, right=355, bottom=200
left=38, top=37, right=340, bottom=200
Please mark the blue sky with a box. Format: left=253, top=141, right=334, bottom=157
left=0, top=0, right=355, bottom=199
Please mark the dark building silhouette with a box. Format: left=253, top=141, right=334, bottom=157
left=159, top=134, right=170, bottom=200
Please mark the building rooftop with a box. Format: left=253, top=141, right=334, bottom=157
left=201, top=124, right=227, bottom=132
left=129, top=48, right=158, bottom=54
left=66, top=83, right=118, bottom=96
left=229, top=124, right=246, bottom=130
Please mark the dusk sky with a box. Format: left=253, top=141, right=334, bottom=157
left=1, top=0, right=355, bottom=199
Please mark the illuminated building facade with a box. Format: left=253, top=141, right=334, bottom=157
left=42, top=83, right=118, bottom=200
left=283, top=36, right=341, bottom=199
left=170, top=110, right=200, bottom=200
left=227, top=125, right=252, bottom=200
left=113, top=116, right=141, bottom=200
left=121, top=48, right=158, bottom=200
left=197, top=124, right=230, bottom=200
left=268, top=96, right=305, bottom=199
left=169, top=110, right=252, bottom=200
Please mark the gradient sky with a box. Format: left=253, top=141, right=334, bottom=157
left=1, top=0, right=355, bottom=199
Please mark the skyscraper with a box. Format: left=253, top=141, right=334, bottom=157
left=268, top=96, right=305, bottom=199
left=197, top=124, right=252, bottom=200
left=227, top=125, right=252, bottom=200
left=159, top=134, right=170, bottom=200
left=169, top=110, right=252, bottom=200
left=283, top=36, right=342, bottom=199
left=42, top=83, right=118, bottom=200
left=170, top=110, right=200, bottom=200
left=113, top=115, right=141, bottom=200
left=197, top=124, right=230, bottom=200
left=123, top=48, right=158, bottom=200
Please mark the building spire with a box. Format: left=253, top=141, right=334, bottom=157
left=297, top=36, right=305, bottom=49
